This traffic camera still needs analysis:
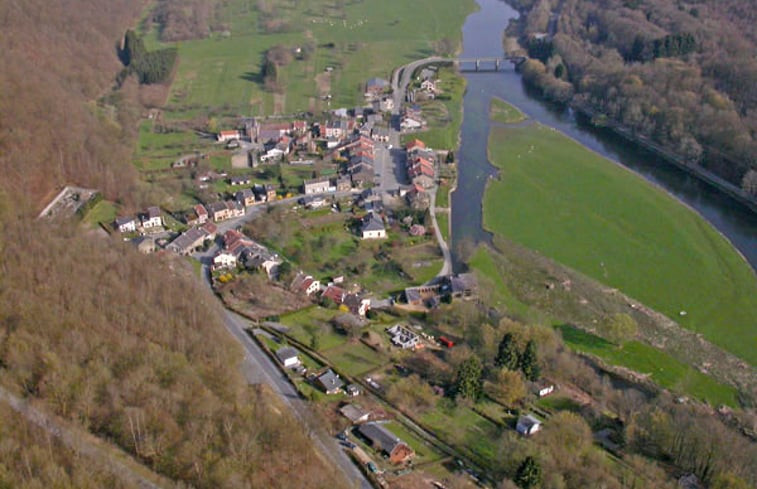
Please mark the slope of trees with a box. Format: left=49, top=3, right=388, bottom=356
left=0, top=403, right=141, bottom=489
left=0, top=0, right=142, bottom=207
left=508, top=0, right=757, bottom=193
left=0, top=216, right=348, bottom=489
left=0, top=1, right=349, bottom=487
left=152, top=0, right=223, bottom=41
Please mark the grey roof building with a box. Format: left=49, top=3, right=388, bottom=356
left=315, top=369, right=344, bottom=394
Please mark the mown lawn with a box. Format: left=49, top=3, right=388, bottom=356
left=484, top=123, right=757, bottom=365
left=419, top=400, right=504, bottom=472
left=489, top=97, right=525, bottom=124
left=557, top=325, right=739, bottom=407
left=322, top=341, right=387, bottom=377
left=383, top=421, right=443, bottom=464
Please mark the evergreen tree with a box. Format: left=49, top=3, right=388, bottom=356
left=519, top=340, right=540, bottom=381
left=496, top=332, right=520, bottom=370
left=515, top=456, right=541, bottom=489
left=455, top=355, right=483, bottom=401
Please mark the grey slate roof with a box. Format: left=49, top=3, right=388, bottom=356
left=317, top=369, right=344, bottom=392
left=361, top=214, right=385, bottom=233
left=358, top=422, right=402, bottom=454
left=275, top=346, right=299, bottom=363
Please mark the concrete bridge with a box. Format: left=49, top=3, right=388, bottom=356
left=454, top=56, right=526, bottom=72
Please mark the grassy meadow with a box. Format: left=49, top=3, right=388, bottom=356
left=483, top=123, right=757, bottom=365
left=558, top=325, right=739, bottom=407
left=489, top=97, right=525, bottom=124
left=142, top=0, right=476, bottom=117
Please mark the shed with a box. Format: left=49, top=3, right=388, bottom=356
left=516, top=414, right=542, bottom=436
left=339, top=403, right=370, bottom=424
left=275, top=347, right=301, bottom=368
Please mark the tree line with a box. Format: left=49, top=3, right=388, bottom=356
left=118, top=30, right=177, bottom=85
left=507, top=0, right=757, bottom=194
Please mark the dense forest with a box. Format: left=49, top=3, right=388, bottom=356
left=0, top=1, right=348, bottom=487
left=507, top=0, right=757, bottom=194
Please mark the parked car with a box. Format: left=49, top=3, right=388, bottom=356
left=336, top=432, right=348, bottom=442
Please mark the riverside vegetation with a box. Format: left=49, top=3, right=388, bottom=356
left=506, top=0, right=757, bottom=196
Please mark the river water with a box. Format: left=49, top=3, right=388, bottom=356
left=450, top=0, right=757, bottom=271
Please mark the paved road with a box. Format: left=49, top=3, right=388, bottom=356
left=391, top=56, right=448, bottom=115
left=428, top=184, right=453, bottom=277
left=0, top=385, right=172, bottom=489
left=219, top=309, right=372, bottom=489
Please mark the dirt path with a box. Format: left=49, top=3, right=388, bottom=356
left=0, top=385, right=174, bottom=489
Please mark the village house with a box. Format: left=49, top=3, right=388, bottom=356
left=322, top=284, right=346, bottom=305
left=131, top=236, right=156, bottom=254
left=291, top=120, right=308, bottom=135
left=265, top=184, right=277, bottom=201
left=291, top=272, right=321, bottom=296
left=336, top=176, right=352, bottom=192
left=405, top=139, right=426, bottom=153
left=255, top=122, right=290, bottom=143
left=343, top=293, right=371, bottom=317
left=339, top=404, right=370, bottom=424
left=188, top=205, right=207, bottom=226
left=235, top=188, right=257, bottom=208
left=387, top=324, right=420, bottom=349
left=324, top=119, right=349, bottom=140
left=357, top=422, right=415, bottom=464
left=420, top=78, right=438, bottom=93
left=275, top=347, right=301, bottom=369
left=303, top=177, right=332, bottom=195
left=440, top=273, right=478, bottom=299
left=206, top=201, right=231, bottom=222
left=115, top=216, right=137, bottom=233
left=364, top=77, right=390, bottom=99
left=166, top=223, right=216, bottom=255
left=371, top=126, right=390, bottom=142
left=217, top=130, right=241, bottom=142
left=140, top=206, right=163, bottom=230
left=406, top=183, right=430, bottom=210
left=212, top=251, right=237, bottom=270
left=315, top=369, right=344, bottom=395
left=516, top=414, right=542, bottom=436
left=229, top=175, right=252, bottom=186
left=360, top=212, right=386, bottom=239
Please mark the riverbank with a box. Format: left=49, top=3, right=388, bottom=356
left=572, top=102, right=757, bottom=214
left=480, top=117, right=757, bottom=366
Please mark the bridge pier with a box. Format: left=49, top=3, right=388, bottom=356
left=475, top=59, right=479, bottom=71
left=495, top=59, right=500, bottom=71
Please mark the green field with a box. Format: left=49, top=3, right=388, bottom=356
left=484, top=123, right=757, bottom=365
left=142, top=0, right=476, bottom=117
left=420, top=400, right=503, bottom=472
left=435, top=211, right=450, bottom=243
left=489, top=97, right=525, bottom=124
left=558, top=325, right=739, bottom=407
left=322, top=341, right=386, bottom=377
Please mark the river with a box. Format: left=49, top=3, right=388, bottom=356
left=450, top=0, right=757, bottom=271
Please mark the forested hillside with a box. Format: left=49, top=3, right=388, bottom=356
left=0, top=1, right=347, bottom=487
left=507, top=0, right=757, bottom=193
